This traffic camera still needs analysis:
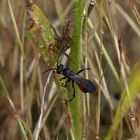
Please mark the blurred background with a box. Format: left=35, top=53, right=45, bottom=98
left=0, top=0, right=140, bottom=139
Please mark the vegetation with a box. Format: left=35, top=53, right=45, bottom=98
left=0, top=0, right=140, bottom=139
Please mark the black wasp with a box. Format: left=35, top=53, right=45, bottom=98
left=44, top=63, right=96, bottom=101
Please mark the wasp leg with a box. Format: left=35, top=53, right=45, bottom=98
left=66, top=81, right=75, bottom=102
left=61, top=79, right=71, bottom=87
left=59, top=76, right=68, bottom=87
left=77, top=68, right=91, bottom=74
left=71, top=81, right=75, bottom=99
left=59, top=76, right=67, bottom=81
left=61, top=79, right=68, bottom=87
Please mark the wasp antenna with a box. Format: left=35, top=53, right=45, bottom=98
left=43, top=68, right=55, bottom=73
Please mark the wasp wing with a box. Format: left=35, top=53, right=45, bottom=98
left=69, top=75, right=96, bottom=93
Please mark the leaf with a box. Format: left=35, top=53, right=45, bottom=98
left=25, top=2, right=58, bottom=68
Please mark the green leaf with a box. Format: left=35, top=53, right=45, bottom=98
left=26, top=3, right=58, bottom=68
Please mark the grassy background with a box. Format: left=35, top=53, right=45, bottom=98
left=0, top=0, right=140, bottom=139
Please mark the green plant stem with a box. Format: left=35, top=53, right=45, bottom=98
left=69, top=0, right=84, bottom=139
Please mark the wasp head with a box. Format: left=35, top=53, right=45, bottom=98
left=56, top=64, right=64, bottom=74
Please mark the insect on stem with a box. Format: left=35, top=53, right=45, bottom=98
left=44, top=63, right=97, bottom=102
